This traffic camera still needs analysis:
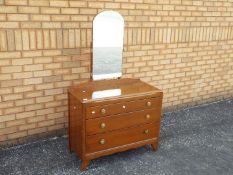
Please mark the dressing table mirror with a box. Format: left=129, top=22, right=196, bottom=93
left=68, top=11, right=163, bottom=171
left=92, top=11, right=124, bottom=80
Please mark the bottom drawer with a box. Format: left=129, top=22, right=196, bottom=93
left=86, top=122, right=160, bottom=153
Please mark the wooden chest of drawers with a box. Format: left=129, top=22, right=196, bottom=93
left=68, top=78, right=163, bottom=170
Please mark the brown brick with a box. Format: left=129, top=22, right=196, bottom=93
left=3, top=93, right=23, bottom=101
left=28, top=127, right=47, bottom=135
left=69, top=1, right=87, bottom=7
left=1, top=66, right=22, bottom=73
left=14, top=30, right=22, bottom=50
left=51, top=15, right=70, bottom=21
left=105, top=3, right=120, bottom=9
left=88, top=2, right=104, bottom=8
left=0, top=126, right=17, bottom=135
left=6, top=119, right=26, bottom=127
left=50, top=0, right=68, bottom=7
left=0, top=114, right=15, bottom=122
left=14, top=85, right=33, bottom=93
left=43, top=50, right=61, bottom=56
left=0, top=52, right=21, bottom=58
left=7, top=14, right=29, bottom=21
left=1, top=79, right=23, bottom=88
left=48, top=124, right=64, bottom=131
left=21, top=22, right=41, bottom=28
left=28, top=30, right=37, bottom=50
left=22, top=30, right=29, bottom=50
left=6, top=30, right=15, bottom=51
left=31, top=15, right=50, bottom=21
left=45, top=101, right=62, bottom=108
left=80, top=8, right=97, bottom=15
left=29, top=0, right=49, bottom=6
left=36, top=108, right=54, bottom=115
left=15, top=98, right=34, bottom=106
left=41, top=7, right=60, bottom=14
left=43, top=75, right=62, bottom=83
left=25, top=104, right=43, bottom=112
left=18, top=6, right=39, bottom=14
left=0, top=31, right=7, bottom=51
left=36, top=83, right=53, bottom=90
left=19, top=123, right=36, bottom=131
left=8, top=131, right=27, bottom=139
left=0, top=22, right=19, bottom=28
left=16, top=111, right=36, bottom=119
left=24, top=64, right=43, bottom=71
left=44, top=88, right=63, bottom=96
left=36, top=96, right=54, bottom=103
left=34, top=56, right=53, bottom=64
left=42, top=22, right=61, bottom=28
left=24, top=78, right=43, bottom=85
left=62, top=22, right=79, bottom=28
left=0, top=6, right=17, bottom=13
left=12, top=58, right=33, bottom=65
left=13, top=72, right=33, bottom=79
left=33, top=70, right=52, bottom=77
left=38, top=120, right=55, bottom=127
left=4, top=106, right=24, bottom=115
left=23, top=51, right=42, bottom=58
left=0, top=74, right=11, bottom=81
left=5, top=0, right=27, bottom=5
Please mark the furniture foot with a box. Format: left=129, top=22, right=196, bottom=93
left=151, top=142, right=158, bottom=151
left=80, top=160, right=90, bottom=171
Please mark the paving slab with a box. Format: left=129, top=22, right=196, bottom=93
left=0, top=99, right=233, bottom=175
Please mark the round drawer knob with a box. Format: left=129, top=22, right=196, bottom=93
left=146, top=101, right=152, bottom=107
left=101, top=108, right=106, bottom=114
left=146, top=114, right=151, bottom=119
left=73, top=106, right=77, bottom=110
left=100, top=123, right=106, bottom=129
left=99, top=139, right=105, bottom=145
left=144, top=129, right=150, bottom=134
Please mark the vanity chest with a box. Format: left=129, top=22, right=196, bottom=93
left=68, top=78, right=163, bottom=170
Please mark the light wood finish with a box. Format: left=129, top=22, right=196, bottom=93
left=68, top=78, right=163, bottom=170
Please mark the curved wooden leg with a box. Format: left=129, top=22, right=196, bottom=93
left=80, top=160, right=90, bottom=171
left=151, top=142, right=158, bottom=151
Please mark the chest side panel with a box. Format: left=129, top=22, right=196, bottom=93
left=68, top=93, right=83, bottom=157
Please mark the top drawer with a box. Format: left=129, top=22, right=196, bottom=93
left=86, top=97, right=162, bottom=119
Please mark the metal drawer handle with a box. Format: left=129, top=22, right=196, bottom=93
left=146, top=114, right=151, bottom=119
left=146, top=101, right=152, bottom=107
left=100, top=123, right=106, bottom=129
left=144, top=129, right=150, bottom=134
left=101, top=108, right=106, bottom=114
left=99, top=139, right=105, bottom=145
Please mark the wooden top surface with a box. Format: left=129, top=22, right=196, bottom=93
left=68, top=78, right=162, bottom=103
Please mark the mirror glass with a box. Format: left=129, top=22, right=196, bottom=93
left=92, top=11, right=124, bottom=80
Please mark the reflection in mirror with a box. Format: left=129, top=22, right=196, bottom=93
left=92, top=89, right=121, bottom=99
left=93, top=11, right=124, bottom=80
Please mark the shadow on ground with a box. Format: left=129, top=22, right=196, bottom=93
left=1, top=99, right=233, bottom=175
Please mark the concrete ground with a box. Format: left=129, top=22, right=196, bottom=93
left=0, top=98, right=233, bottom=175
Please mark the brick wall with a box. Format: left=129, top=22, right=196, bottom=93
left=1, top=0, right=233, bottom=145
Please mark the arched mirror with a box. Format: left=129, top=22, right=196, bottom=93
left=92, top=11, right=124, bottom=80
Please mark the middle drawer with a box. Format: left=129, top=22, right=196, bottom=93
left=86, top=109, right=161, bottom=136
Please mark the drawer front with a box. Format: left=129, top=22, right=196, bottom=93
left=86, top=122, right=160, bottom=153
left=86, top=109, right=161, bottom=135
left=86, top=97, right=162, bottom=119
